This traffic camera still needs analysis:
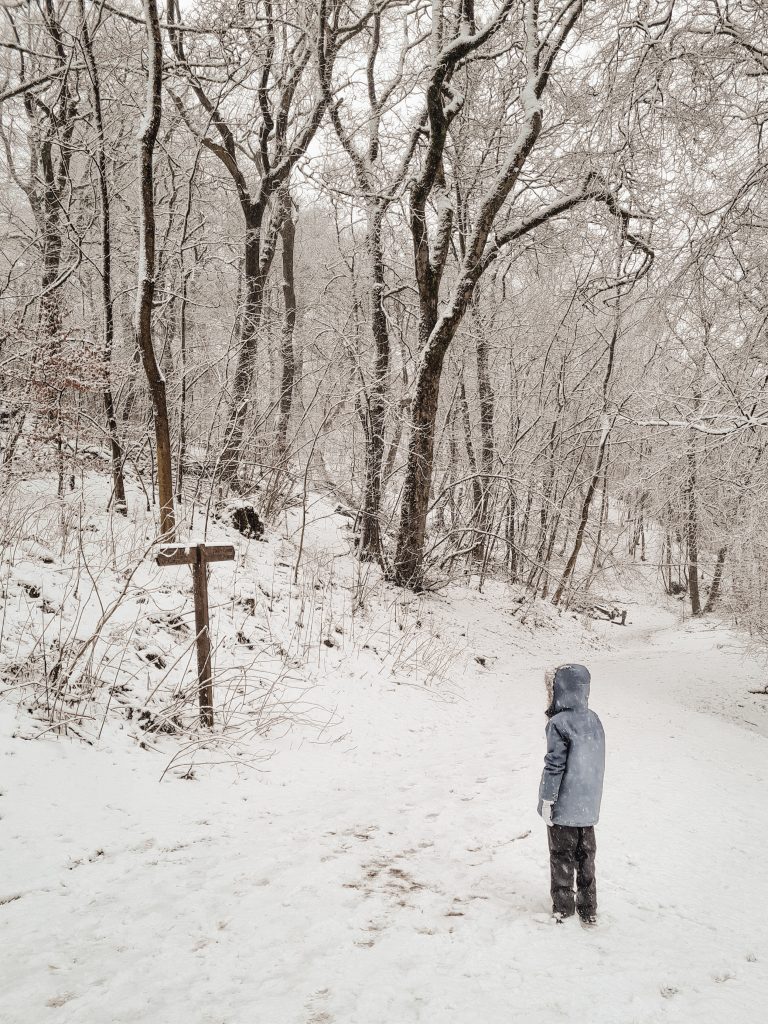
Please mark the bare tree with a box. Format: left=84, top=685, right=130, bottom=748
left=135, top=0, right=175, bottom=537
left=167, top=0, right=370, bottom=486
left=320, top=2, right=425, bottom=560
left=77, top=0, right=127, bottom=513
left=393, top=0, right=650, bottom=585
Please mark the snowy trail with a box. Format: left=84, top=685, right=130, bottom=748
left=2, top=601, right=768, bottom=1023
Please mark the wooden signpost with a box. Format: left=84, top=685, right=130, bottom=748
left=156, top=542, right=235, bottom=727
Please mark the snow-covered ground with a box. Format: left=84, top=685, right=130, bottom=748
left=2, top=484, right=768, bottom=1023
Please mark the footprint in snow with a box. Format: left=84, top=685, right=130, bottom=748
left=46, top=993, right=76, bottom=1008
left=304, top=986, right=334, bottom=1023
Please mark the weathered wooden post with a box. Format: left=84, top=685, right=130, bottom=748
left=156, top=542, right=235, bottom=727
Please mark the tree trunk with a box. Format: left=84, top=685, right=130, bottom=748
left=517, top=486, right=533, bottom=582
left=588, top=453, right=610, bottom=581
left=528, top=425, right=557, bottom=591
left=177, top=262, right=189, bottom=506
left=474, top=298, right=495, bottom=548
left=79, top=0, right=127, bottom=514
left=275, top=197, right=297, bottom=457
left=358, top=206, right=390, bottom=561
left=506, top=482, right=517, bottom=581
left=220, top=200, right=275, bottom=486
left=458, top=373, right=483, bottom=556
left=553, top=299, right=621, bottom=606
left=661, top=528, right=673, bottom=594
left=685, top=445, right=702, bottom=616
left=552, top=420, right=610, bottom=605
left=135, top=0, right=174, bottom=538
left=703, top=546, right=727, bottom=614
left=221, top=210, right=261, bottom=482
left=393, top=318, right=449, bottom=584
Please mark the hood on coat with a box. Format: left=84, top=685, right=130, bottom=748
left=545, top=663, right=591, bottom=717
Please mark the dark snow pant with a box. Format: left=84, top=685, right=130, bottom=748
left=547, top=824, right=597, bottom=918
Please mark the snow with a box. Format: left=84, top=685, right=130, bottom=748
left=521, top=80, right=542, bottom=121
left=2, top=482, right=768, bottom=1022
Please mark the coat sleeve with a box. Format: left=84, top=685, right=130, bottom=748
left=539, top=719, right=569, bottom=803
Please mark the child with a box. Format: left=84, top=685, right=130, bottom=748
left=537, top=663, right=605, bottom=925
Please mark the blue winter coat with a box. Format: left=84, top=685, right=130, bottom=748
left=537, top=664, right=605, bottom=827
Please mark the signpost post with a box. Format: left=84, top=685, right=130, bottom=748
left=155, top=542, right=235, bottom=727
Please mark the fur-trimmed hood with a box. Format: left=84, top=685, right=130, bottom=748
left=545, top=663, right=591, bottom=718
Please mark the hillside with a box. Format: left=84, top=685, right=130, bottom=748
left=1, top=481, right=767, bottom=1023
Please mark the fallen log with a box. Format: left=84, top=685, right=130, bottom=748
left=592, top=604, right=628, bottom=625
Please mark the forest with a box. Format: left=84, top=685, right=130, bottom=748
left=3, top=4, right=768, bottom=1022
left=1, top=0, right=766, bottom=614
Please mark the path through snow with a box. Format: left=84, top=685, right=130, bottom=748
left=2, top=597, right=767, bottom=1023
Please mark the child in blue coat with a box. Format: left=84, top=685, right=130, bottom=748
left=538, top=663, right=605, bottom=924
